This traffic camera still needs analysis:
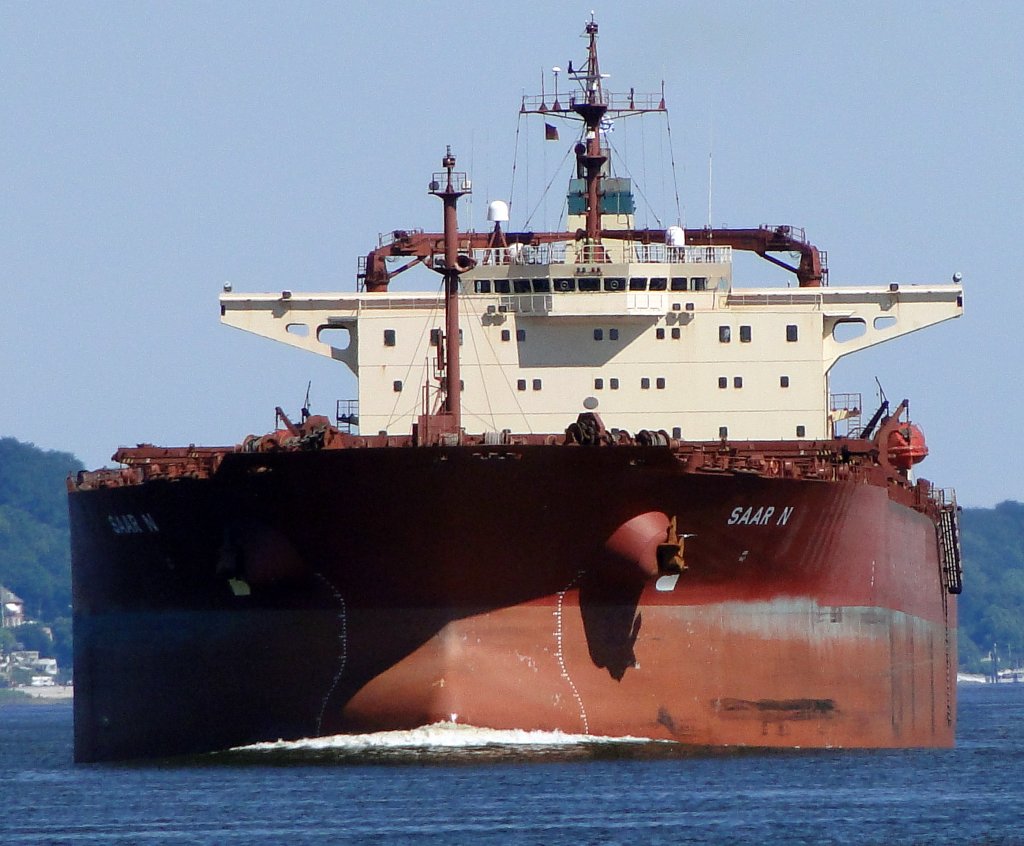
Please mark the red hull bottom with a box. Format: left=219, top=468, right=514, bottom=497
left=338, top=596, right=955, bottom=749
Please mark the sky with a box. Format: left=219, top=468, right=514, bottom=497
left=2, top=1, right=1021, bottom=508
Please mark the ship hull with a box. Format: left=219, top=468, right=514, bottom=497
left=70, top=445, right=957, bottom=761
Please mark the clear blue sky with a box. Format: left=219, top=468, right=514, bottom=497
left=2, top=2, right=1020, bottom=507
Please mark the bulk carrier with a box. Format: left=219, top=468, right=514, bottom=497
left=70, top=19, right=964, bottom=762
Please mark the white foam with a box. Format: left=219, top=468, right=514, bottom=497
left=235, top=721, right=663, bottom=752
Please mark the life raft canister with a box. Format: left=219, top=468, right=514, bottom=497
left=887, top=423, right=928, bottom=470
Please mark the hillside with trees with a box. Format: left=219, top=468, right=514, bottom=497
left=959, top=502, right=1024, bottom=672
left=0, top=437, right=81, bottom=673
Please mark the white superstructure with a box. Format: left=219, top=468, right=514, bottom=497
left=220, top=246, right=962, bottom=441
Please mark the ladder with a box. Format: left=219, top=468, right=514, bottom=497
left=935, top=490, right=963, bottom=594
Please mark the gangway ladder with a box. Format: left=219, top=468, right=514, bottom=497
left=936, top=490, right=963, bottom=595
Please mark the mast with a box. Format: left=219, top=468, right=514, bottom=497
left=573, top=17, right=607, bottom=242
left=520, top=14, right=666, bottom=251
left=428, top=147, right=470, bottom=436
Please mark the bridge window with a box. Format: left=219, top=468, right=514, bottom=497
left=579, top=277, right=601, bottom=292
left=740, top=325, right=752, bottom=343
left=629, top=277, right=647, bottom=291
left=513, top=279, right=531, bottom=294
left=610, top=378, right=619, bottom=390
left=533, top=279, right=551, bottom=293
left=649, top=277, right=667, bottom=291
left=475, top=280, right=492, bottom=293
left=786, top=324, right=799, bottom=342
left=692, top=277, right=708, bottom=291
left=719, top=326, right=731, bottom=343
left=780, top=376, right=790, bottom=388
left=604, top=277, right=626, bottom=292
left=670, top=277, right=687, bottom=291
left=495, top=280, right=511, bottom=294
left=554, top=278, right=575, bottom=292
left=383, top=329, right=396, bottom=346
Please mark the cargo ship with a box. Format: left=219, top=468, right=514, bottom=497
left=69, top=18, right=964, bottom=762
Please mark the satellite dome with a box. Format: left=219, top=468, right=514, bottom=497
left=487, top=200, right=510, bottom=223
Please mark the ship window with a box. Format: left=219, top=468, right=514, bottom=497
left=554, top=277, right=575, bottom=292
left=780, top=376, right=790, bottom=388
left=393, top=380, right=402, bottom=392
left=641, top=377, right=651, bottom=390
left=516, top=328, right=526, bottom=342
left=671, top=327, right=681, bottom=340
left=604, top=277, right=626, bottom=292
left=475, top=280, right=492, bottom=293
left=501, top=329, right=511, bottom=342
left=517, top=379, right=527, bottom=391
left=685, top=302, right=695, bottom=311
left=430, top=328, right=441, bottom=346
left=513, top=279, right=532, bottom=293
left=693, top=277, right=708, bottom=291
left=532, top=279, right=551, bottom=293
left=786, top=324, right=799, bottom=342
left=595, top=378, right=604, bottom=390
left=610, top=378, right=619, bottom=390
left=657, top=328, right=666, bottom=340
left=532, top=379, right=542, bottom=391
left=719, top=325, right=731, bottom=343
left=383, top=329, right=396, bottom=346
left=459, top=328, right=463, bottom=345
left=672, top=427, right=681, bottom=438
left=649, top=277, right=667, bottom=291
left=796, top=425, right=806, bottom=438
left=629, top=277, right=648, bottom=291
left=734, top=376, right=743, bottom=388
left=495, top=280, right=511, bottom=294
left=594, top=328, right=604, bottom=341
left=609, top=328, right=619, bottom=341
left=578, top=277, right=601, bottom=292
left=670, top=277, right=688, bottom=291
left=719, top=426, right=728, bottom=439
left=740, top=325, right=752, bottom=343
left=656, top=377, right=666, bottom=390
left=718, top=377, right=727, bottom=389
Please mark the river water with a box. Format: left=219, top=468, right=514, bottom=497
left=1, top=683, right=1021, bottom=845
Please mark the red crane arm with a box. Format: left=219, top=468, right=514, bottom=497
left=359, top=225, right=825, bottom=291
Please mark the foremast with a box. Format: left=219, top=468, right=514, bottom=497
left=415, top=148, right=471, bottom=445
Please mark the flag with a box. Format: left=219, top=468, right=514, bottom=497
left=544, top=123, right=559, bottom=141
